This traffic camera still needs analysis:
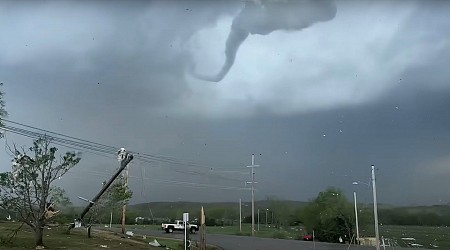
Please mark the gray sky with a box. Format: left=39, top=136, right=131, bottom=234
left=1, top=0, right=450, bottom=206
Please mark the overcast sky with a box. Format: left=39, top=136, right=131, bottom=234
left=1, top=0, right=450, bottom=206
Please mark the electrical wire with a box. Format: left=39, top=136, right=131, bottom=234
left=65, top=169, right=249, bottom=191
left=1, top=120, right=247, bottom=183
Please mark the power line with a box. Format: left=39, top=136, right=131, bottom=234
left=65, top=169, right=249, bottom=191
left=1, top=121, right=200, bottom=165
left=0, top=120, right=246, bottom=182
left=1, top=119, right=237, bottom=172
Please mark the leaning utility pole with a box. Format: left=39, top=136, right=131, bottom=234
left=68, top=148, right=133, bottom=237
left=246, top=154, right=259, bottom=236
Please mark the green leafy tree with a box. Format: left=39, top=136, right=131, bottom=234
left=268, top=198, right=293, bottom=228
left=85, top=176, right=132, bottom=224
left=0, top=138, right=81, bottom=248
left=301, top=187, right=355, bottom=243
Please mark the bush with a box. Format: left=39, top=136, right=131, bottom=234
left=272, top=231, right=287, bottom=239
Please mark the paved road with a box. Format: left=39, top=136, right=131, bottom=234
left=101, top=227, right=425, bottom=250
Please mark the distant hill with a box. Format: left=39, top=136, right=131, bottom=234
left=128, top=200, right=308, bottom=220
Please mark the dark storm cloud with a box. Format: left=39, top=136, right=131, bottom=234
left=0, top=0, right=239, bottom=106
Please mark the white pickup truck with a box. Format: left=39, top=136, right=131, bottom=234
left=161, top=220, right=199, bottom=233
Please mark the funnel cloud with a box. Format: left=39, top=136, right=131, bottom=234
left=192, top=0, right=337, bottom=82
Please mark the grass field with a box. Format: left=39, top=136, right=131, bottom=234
left=0, top=221, right=216, bottom=250
left=124, top=223, right=450, bottom=249
left=377, top=225, right=450, bottom=249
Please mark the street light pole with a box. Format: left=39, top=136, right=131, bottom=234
left=372, top=165, right=380, bottom=250
left=265, top=209, right=268, bottom=227
left=239, top=199, right=242, bottom=232
left=353, top=191, right=360, bottom=245
left=257, top=209, right=260, bottom=231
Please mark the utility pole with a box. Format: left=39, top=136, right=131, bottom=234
left=121, top=167, right=129, bottom=234
left=372, top=165, right=380, bottom=250
left=67, top=148, right=133, bottom=237
left=246, top=154, right=259, bottom=236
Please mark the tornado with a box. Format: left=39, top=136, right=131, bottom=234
left=192, top=0, right=337, bottom=82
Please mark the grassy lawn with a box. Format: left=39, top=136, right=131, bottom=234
left=110, top=223, right=450, bottom=249
left=378, top=225, right=450, bottom=249
left=203, top=224, right=306, bottom=240
left=0, top=221, right=215, bottom=250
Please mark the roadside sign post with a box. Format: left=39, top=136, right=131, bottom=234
left=183, top=213, right=189, bottom=250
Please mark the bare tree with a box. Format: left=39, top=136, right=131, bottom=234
left=0, top=137, right=81, bottom=248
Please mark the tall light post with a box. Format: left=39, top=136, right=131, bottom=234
left=353, top=165, right=380, bottom=250
left=371, top=165, right=381, bottom=250
left=351, top=182, right=360, bottom=245
left=265, top=209, right=268, bottom=227
left=257, top=209, right=260, bottom=231
left=239, top=199, right=242, bottom=232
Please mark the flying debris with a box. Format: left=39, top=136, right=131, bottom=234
left=191, top=0, right=337, bottom=82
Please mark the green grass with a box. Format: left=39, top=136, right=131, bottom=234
left=376, top=225, right=450, bottom=249
left=0, top=221, right=213, bottom=250
left=107, top=223, right=450, bottom=249
left=183, top=223, right=306, bottom=240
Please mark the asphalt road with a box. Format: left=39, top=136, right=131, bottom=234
left=101, top=227, right=426, bottom=250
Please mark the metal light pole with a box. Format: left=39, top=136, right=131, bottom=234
left=265, top=209, right=268, bottom=227
left=257, top=209, right=260, bottom=231
left=353, top=190, right=360, bottom=244
left=371, top=165, right=380, bottom=250
left=239, top=199, right=242, bottom=232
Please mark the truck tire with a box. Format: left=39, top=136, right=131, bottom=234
left=168, top=227, right=173, bottom=233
